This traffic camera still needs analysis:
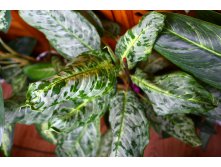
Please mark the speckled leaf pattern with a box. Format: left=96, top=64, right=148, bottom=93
left=19, top=10, right=100, bottom=60
left=48, top=95, right=109, bottom=133
left=77, top=10, right=104, bottom=36
left=55, top=119, right=100, bottom=157
left=115, top=11, right=165, bottom=69
left=205, top=87, right=221, bottom=120
left=0, top=10, right=11, bottom=33
left=132, top=71, right=217, bottom=115
left=0, top=124, right=15, bottom=156
left=154, top=12, right=221, bottom=90
left=97, top=130, right=113, bottom=157
left=109, top=91, right=149, bottom=157
left=145, top=104, right=201, bottom=146
left=35, top=122, right=58, bottom=144
left=26, top=53, right=117, bottom=111
left=0, top=86, right=4, bottom=145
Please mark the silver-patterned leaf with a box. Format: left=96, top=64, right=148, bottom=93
left=48, top=95, right=109, bottom=133
left=132, top=71, right=217, bottom=115
left=205, top=87, right=221, bottom=120
left=145, top=104, right=201, bottom=146
left=26, top=53, right=117, bottom=111
left=55, top=119, right=100, bottom=157
left=97, top=130, right=113, bottom=157
left=19, top=10, right=100, bottom=60
left=109, top=91, right=149, bottom=157
left=0, top=10, right=11, bottom=33
left=0, top=124, right=15, bottom=156
left=115, top=11, right=165, bottom=69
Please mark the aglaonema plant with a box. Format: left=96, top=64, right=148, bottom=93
left=1, top=10, right=221, bottom=157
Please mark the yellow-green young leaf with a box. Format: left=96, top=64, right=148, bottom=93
left=109, top=91, right=149, bottom=157
left=154, top=12, right=221, bottom=90
left=26, top=53, right=117, bottom=111
left=132, top=71, right=217, bottom=115
left=0, top=86, right=4, bottom=145
left=23, top=63, right=57, bottom=81
left=0, top=10, right=11, bottom=33
left=35, top=122, right=58, bottom=145
left=48, top=94, right=109, bottom=133
left=145, top=104, right=201, bottom=146
left=55, top=119, right=100, bottom=157
left=0, top=124, right=15, bottom=156
left=115, top=11, right=165, bottom=69
left=19, top=10, right=100, bottom=60
left=97, top=130, right=113, bottom=157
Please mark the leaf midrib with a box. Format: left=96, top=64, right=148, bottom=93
left=114, top=91, right=127, bottom=156
left=132, top=75, right=212, bottom=105
left=165, top=28, right=221, bottom=58
left=42, top=60, right=113, bottom=92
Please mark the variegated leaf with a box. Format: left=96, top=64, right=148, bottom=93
left=97, top=130, right=112, bottom=157
left=132, top=71, right=217, bottom=115
left=0, top=86, right=4, bottom=145
left=109, top=91, right=149, bottom=157
left=77, top=10, right=104, bottom=36
left=145, top=104, right=201, bottom=146
left=49, top=94, right=109, bottom=133
left=0, top=10, right=11, bottom=33
left=19, top=10, right=100, bottom=60
left=55, top=119, right=100, bottom=157
left=35, top=122, right=58, bottom=144
left=0, top=124, right=15, bottom=156
left=102, top=20, right=121, bottom=38
left=115, top=11, right=165, bottom=69
left=154, top=12, right=221, bottom=90
left=26, top=53, right=117, bottom=111
left=205, top=87, right=221, bottom=120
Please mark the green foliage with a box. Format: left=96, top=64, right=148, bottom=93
left=1, top=10, right=221, bottom=157
left=23, top=63, right=57, bottom=81
left=0, top=10, right=11, bottom=33
left=154, top=12, right=221, bottom=90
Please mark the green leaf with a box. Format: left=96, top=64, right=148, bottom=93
left=26, top=52, right=117, bottom=111
left=138, top=51, right=172, bottom=75
left=23, top=63, right=57, bottom=81
left=35, top=122, right=58, bottom=144
left=195, top=10, right=221, bottom=26
left=0, top=86, right=4, bottom=145
left=77, top=10, right=104, bottom=36
left=205, top=87, right=221, bottom=120
left=145, top=104, right=201, bottom=146
left=154, top=12, right=221, bottom=90
left=0, top=65, right=27, bottom=96
left=97, top=130, right=112, bottom=157
left=102, top=20, right=121, bottom=38
left=0, top=124, right=15, bottom=156
left=8, top=37, right=37, bottom=55
left=132, top=71, right=217, bottom=115
left=49, top=94, right=109, bottom=133
left=115, top=11, right=165, bottom=69
left=109, top=91, right=149, bottom=157
left=0, top=10, right=11, bottom=33
left=51, top=56, right=64, bottom=72
left=19, top=10, right=101, bottom=60
left=55, top=119, right=100, bottom=157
